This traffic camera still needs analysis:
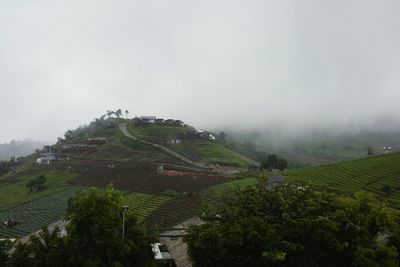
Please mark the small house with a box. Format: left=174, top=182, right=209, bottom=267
left=167, top=136, right=182, bottom=145
left=36, top=158, right=51, bottom=165
left=173, top=120, right=184, bottom=127
left=140, top=116, right=156, bottom=124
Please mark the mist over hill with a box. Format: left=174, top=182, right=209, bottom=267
left=0, top=139, right=46, bottom=161
left=217, top=125, right=400, bottom=167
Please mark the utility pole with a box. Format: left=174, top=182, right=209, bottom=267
left=122, top=205, right=129, bottom=238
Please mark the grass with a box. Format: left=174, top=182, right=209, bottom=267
left=0, top=169, right=76, bottom=211
left=285, top=153, right=400, bottom=208
left=127, top=123, right=193, bottom=143
left=128, top=123, right=254, bottom=167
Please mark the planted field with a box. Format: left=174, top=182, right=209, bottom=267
left=66, top=160, right=228, bottom=194
left=123, top=192, right=171, bottom=222
left=0, top=188, right=77, bottom=238
left=285, top=153, right=400, bottom=208
left=145, top=178, right=258, bottom=228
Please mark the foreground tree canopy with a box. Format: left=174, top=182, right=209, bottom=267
left=6, top=185, right=156, bottom=267
left=185, top=184, right=400, bottom=267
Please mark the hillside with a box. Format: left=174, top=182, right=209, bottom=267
left=0, top=116, right=256, bottom=238
left=285, top=152, right=400, bottom=208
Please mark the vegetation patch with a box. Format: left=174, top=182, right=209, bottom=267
left=0, top=187, right=77, bottom=238
left=0, top=169, right=75, bottom=210
left=122, top=192, right=171, bottom=222
left=285, top=152, right=400, bottom=208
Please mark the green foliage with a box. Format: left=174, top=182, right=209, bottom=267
left=6, top=186, right=157, bottom=266
left=285, top=152, right=400, bottom=209
left=65, top=185, right=156, bottom=266
left=186, top=185, right=400, bottom=267
left=26, top=175, right=46, bottom=192
left=0, top=158, right=18, bottom=176
left=260, top=154, right=288, bottom=170
left=0, top=240, right=12, bottom=266
left=8, top=227, right=69, bottom=267
left=0, top=170, right=73, bottom=210
left=382, top=184, right=393, bottom=195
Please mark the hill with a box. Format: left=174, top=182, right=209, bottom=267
left=225, top=128, right=400, bottom=167
left=284, top=152, right=400, bottom=208
left=0, top=116, right=256, bottom=237
left=0, top=139, right=46, bottom=161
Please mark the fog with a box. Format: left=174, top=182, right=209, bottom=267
left=1, top=0, right=400, bottom=143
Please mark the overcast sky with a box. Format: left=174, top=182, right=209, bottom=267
left=1, top=0, right=399, bottom=143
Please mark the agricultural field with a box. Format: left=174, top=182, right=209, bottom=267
left=145, top=177, right=258, bottom=228
left=0, top=188, right=77, bottom=238
left=127, top=123, right=254, bottom=167
left=127, top=123, right=194, bottom=143
left=123, top=193, right=171, bottom=222
left=0, top=169, right=76, bottom=210
left=285, top=152, right=400, bottom=208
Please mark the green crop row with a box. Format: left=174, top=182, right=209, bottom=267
left=285, top=153, right=400, bottom=208
left=0, top=188, right=77, bottom=238
left=123, top=192, right=171, bottom=222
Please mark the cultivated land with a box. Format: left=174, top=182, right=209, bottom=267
left=285, top=152, right=400, bottom=208
left=0, top=118, right=257, bottom=238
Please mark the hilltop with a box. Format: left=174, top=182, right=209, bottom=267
left=285, top=152, right=400, bottom=208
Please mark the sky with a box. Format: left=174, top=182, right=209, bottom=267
left=1, top=0, right=400, bottom=143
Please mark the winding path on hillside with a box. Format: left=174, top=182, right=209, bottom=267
left=119, top=123, right=210, bottom=169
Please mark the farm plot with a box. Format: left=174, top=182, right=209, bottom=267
left=0, top=188, right=77, bottom=238
left=145, top=178, right=258, bottom=228
left=285, top=153, right=400, bottom=208
left=65, top=160, right=229, bottom=194
left=123, top=192, right=171, bottom=222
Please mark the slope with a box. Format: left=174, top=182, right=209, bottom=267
left=285, top=152, right=400, bottom=208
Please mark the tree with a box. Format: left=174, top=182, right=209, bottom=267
left=278, top=158, right=288, bottom=171
left=367, top=146, right=375, bottom=156
left=382, top=184, right=393, bottom=195
left=125, top=110, right=129, bottom=119
left=9, top=227, right=69, bottom=267
left=260, top=154, right=278, bottom=169
left=26, top=175, right=46, bottom=192
left=185, top=184, right=399, bottom=267
left=0, top=240, right=11, bottom=266
left=65, top=185, right=156, bottom=266
left=8, top=186, right=157, bottom=266
left=216, top=132, right=227, bottom=146
left=115, top=109, right=122, bottom=118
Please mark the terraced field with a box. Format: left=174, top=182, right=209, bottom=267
left=123, top=193, right=171, bottom=222
left=285, top=153, right=400, bottom=208
left=0, top=188, right=77, bottom=238
left=145, top=178, right=258, bottom=228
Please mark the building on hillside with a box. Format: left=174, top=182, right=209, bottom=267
left=167, top=136, right=182, bottom=145
left=155, top=118, right=165, bottom=124
left=36, top=158, right=52, bottom=165
left=87, top=137, right=107, bottom=145
left=196, top=130, right=216, bottom=141
left=140, top=116, right=156, bottom=123
left=164, top=119, right=175, bottom=125
left=173, top=120, right=184, bottom=126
